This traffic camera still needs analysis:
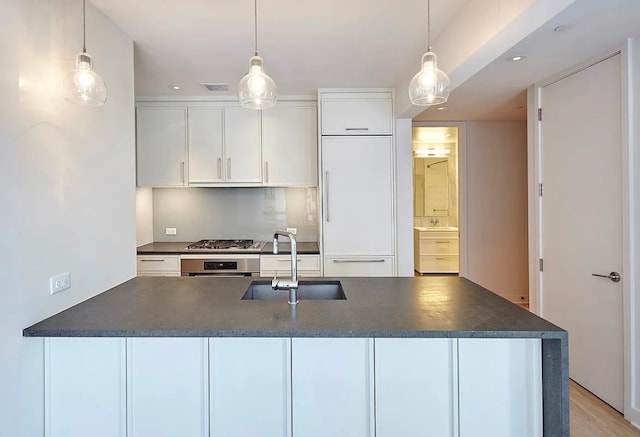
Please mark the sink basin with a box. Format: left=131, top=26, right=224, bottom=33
left=242, top=280, right=346, bottom=300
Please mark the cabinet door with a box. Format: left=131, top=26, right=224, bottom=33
left=210, top=338, right=291, bottom=437
left=188, top=107, right=224, bottom=184
left=375, top=338, right=457, bottom=437
left=136, top=255, right=180, bottom=276
left=127, top=338, right=208, bottom=437
left=292, top=338, right=374, bottom=437
left=45, top=338, right=126, bottom=437
left=324, top=256, right=394, bottom=276
left=262, top=105, right=318, bottom=186
left=321, top=95, right=392, bottom=135
left=458, top=339, right=542, bottom=437
left=322, top=136, right=394, bottom=255
left=136, top=107, right=187, bottom=187
left=224, top=107, right=261, bottom=183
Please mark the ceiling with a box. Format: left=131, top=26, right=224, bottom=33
left=89, top=0, right=640, bottom=122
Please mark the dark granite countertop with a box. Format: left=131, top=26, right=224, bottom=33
left=23, top=276, right=565, bottom=339
left=136, top=241, right=319, bottom=255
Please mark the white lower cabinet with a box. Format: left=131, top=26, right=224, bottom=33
left=45, top=338, right=126, bottom=437
left=136, top=255, right=180, bottom=277
left=458, top=338, right=542, bottom=437
left=209, top=338, right=291, bottom=437
left=260, top=254, right=321, bottom=278
left=375, top=338, right=457, bottom=437
left=44, top=337, right=543, bottom=437
left=323, top=256, right=395, bottom=276
left=292, top=338, right=374, bottom=437
left=127, top=338, right=209, bottom=437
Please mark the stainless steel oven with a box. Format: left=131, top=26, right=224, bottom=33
left=180, top=256, right=260, bottom=277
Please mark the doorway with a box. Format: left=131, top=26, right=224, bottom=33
left=411, top=125, right=460, bottom=275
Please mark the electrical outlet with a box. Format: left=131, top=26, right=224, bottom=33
left=50, top=272, right=70, bottom=295
left=286, top=227, right=297, bottom=235
left=165, top=227, right=177, bottom=235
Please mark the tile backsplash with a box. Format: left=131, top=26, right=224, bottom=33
left=152, top=187, right=318, bottom=242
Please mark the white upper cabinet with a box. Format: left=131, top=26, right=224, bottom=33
left=188, top=106, right=261, bottom=185
left=262, top=104, right=318, bottom=186
left=136, top=106, right=187, bottom=187
left=187, top=107, right=224, bottom=184
left=223, top=107, right=262, bottom=183
left=320, top=92, right=393, bottom=135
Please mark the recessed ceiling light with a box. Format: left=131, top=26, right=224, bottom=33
left=554, top=24, right=574, bottom=33
left=507, top=55, right=526, bottom=62
left=171, top=85, right=181, bottom=90
left=436, top=106, right=446, bottom=111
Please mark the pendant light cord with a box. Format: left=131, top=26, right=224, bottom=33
left=254, top=0, right=258, bottom=56
left=427, top=0, right=432, bottom=51
left=82, top=0, right=87, bottom=53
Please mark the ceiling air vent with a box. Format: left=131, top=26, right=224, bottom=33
left=200, top=83, right=229, bottom=91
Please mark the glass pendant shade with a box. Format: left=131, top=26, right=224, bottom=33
left=409, top=51, right=450, bottom=106
left=63, top=51, right=107, bottom=106
left=238, top=55, right=277, bottom=109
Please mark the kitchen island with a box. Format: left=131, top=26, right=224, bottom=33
left=24, top=276, right=568, bottom=437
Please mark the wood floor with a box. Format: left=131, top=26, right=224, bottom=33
left=570, top=380, right=640, bottom=436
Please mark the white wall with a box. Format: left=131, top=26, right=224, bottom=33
left=136, top=187, right=154, bottom=246
left=465, top=121, right=529, bottom=302
left=0, top=0, right=135, bottom=434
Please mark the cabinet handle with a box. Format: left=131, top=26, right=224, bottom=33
left=217, top=158, right=222, bottom=179
left=333, top=259, right=386, bottom=263
left=436, top=241, right=451, bottom=244
left=180, top=161, right=185, bottom=183
left=345, top=127, right=369, bottom=131
left=265, top=162, right=269, bottom=183
left=140, top=259, right=164, bottom=262
left=436, top=257, right=447, bottom=261
left=278, top=258, right=302, bottom=262
left=325, top=171, right=330, bottom=222
left=227, top=158, right=231, bottom=179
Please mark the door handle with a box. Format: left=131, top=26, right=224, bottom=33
left=325, top=171, right=330, bottom=222
left=591, top=271, right=621, bottom=283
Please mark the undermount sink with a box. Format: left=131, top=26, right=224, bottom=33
left=242, top=281, right=346, bottom=301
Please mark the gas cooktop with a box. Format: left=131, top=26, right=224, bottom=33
left=186, top=239, right=265, bottom=251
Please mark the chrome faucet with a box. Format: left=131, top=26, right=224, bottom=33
left=272, top=230, right=298, bottom=304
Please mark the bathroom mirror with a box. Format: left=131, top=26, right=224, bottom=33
left=413, top=157, right=449, bottom=217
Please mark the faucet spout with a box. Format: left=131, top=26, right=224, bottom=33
left=272, top=230, right=298, bottom=304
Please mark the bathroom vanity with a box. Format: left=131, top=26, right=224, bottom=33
left=414, top=226, right=460, bottom=274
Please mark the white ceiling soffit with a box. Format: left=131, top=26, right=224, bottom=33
left=89, top=0, right=640, bottom=121
left=415, top=0, right=640, bottom=121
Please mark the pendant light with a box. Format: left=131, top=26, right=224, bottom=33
left=238, top=0, right=277, bottom=109
left=62, top=0, right=107, bottom=106
left=409, top=0, right=450, bottom=106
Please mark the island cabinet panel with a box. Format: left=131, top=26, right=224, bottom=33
left=209, top=338, right=291, bottom=437
left=45, top=338, right=126, bottom=437
left=136, top=106, right=187, bottom=187
left=126, top=338, right=209, bottom=437
left=262, top=104, right=318, bottom=186
left=458, top=339, right=543, bottom=437
left=292, top=338, right=374, bottom=437
left=374, top=338, right=458, bottom=437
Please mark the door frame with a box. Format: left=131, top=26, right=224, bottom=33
left=527, top=44, right=638, bottom=423
left=411, top=121, right=468, bottom=278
